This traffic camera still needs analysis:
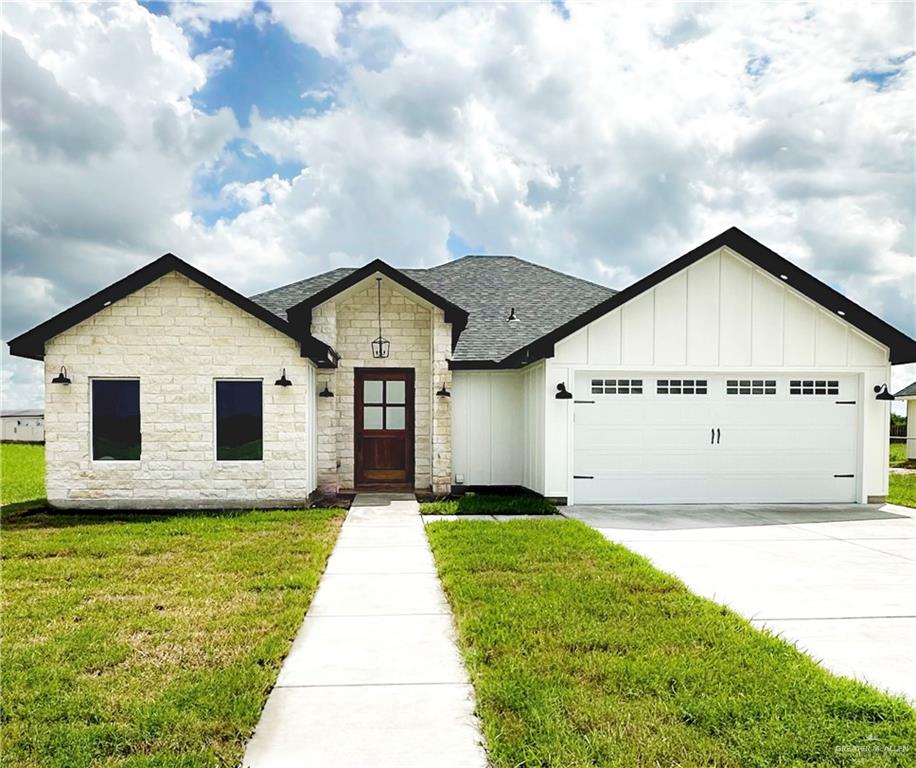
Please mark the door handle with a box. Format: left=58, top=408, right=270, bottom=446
left=711, top=428, right=715, bottom=445
left=716, top=428, right=721, bottom=444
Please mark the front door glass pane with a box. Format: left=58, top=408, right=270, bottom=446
left=364, top=406, right=383, bottom=429
left=364, top=380, right=383, bottom=404
left=386, top=406, right=405, bottom=429
left=386, top=381, right=406, bottom=404
left=364, top=406, right=384, bottom=429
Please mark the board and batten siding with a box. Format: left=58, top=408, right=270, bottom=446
left=451, top=363, right=546, bottom=493
left=43, top=271, right=318, bottom=509
left=452, top=371, right=523, bottom=487
left=545, top=246, right=891, bottom=503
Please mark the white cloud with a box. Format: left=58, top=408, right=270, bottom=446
left=2, top=1, right=240, bottom=405
left=2, top=1, right=915, bottom=411
left=169, top=1, right=256, bottom=33
left=223, top=174, right=293, bottom=209
left=268, top=1, right=343, bottom=58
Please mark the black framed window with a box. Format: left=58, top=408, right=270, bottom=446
left=590, top=378, right=643, bottom=395
left=789, top=379, right=839, bottom=396
left=216, top=381, right=263, bottom=460
left=92, top=379, right=141, bottom=460
left=657, top=379, right=708, bottom=395
left=726, top=379, right=777, bottom=395
left=363, top=379, right=407, bottom=430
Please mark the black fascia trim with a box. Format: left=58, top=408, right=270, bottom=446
left=301, top=336, right=340, bottom=368
left=495, top=226, right=916, bottom=366
left=285, top=259, right=470, bottom=343
left=448, top=349, right=547, bottom=370
left=7, top=253, right=337, bottom=367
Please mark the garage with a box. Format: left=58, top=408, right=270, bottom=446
left=572, top=373, right=859, bottom=504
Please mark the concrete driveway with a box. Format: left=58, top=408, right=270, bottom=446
left=563, top=503, right=916, bottom=701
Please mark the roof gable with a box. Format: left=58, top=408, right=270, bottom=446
left=514, top=227, right=916, bottom=366
left=252, top=255, right=616, bottom=364
left=8, top=254, right=338, bottom=366
left=284, top=259, right=470, bottom=331
left=895, top=381, right=916, bottom=398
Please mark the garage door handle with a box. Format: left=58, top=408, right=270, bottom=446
left=716, top=428, right=721, bottom=444
left=711, top=428, right=715, bottom=444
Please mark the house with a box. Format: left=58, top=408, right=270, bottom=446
left=1, top=410, right=44, bottom=443
left=895, top=382, right=916, bottom=461
left=8, top=227, right=915, bottom=509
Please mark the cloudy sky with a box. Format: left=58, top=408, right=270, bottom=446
left=2, top=1, right=914, bottom=410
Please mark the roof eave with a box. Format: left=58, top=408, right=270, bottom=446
left=285, top=259, right=470, bottom=335
left=490, top=227, right=916, bottom=366
left=6, top=253, right=338, bottom=368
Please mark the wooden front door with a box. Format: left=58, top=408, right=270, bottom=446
left=355, top=368, right=414, bottom=487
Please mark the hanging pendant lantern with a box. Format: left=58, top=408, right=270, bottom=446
left=371, top=277, right=390, bottom=359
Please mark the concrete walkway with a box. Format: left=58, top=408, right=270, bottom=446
left=243, top=494, right=487, bottom=768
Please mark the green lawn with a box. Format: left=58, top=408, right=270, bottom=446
left=889, top=472, right=916, bottom=509
left=890, top=442, right=907, bottom=467
left=427, top=519, right=916, bottom=767
left=420, top=493, right=557, bottom=515
left=1, top=507, right=343, bottom=768
left=1, top=443, right=45, bottom=507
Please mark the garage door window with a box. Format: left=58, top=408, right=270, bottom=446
left=789, top=379, right=839, bottom=396
left=657, top=379, right=707, bottom=395
left=591, top=379, right=643, bottom=395
left=726, top=379, right=777, bottom=395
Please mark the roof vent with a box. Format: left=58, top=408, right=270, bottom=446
left=507, top=308, right=520, bottom=322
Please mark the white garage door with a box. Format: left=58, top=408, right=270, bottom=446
left=572, top=374, right=859, bottom=504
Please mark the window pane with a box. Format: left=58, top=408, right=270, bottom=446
left=386, top=380, right=406, bottom=404
left=216, top=381, right=262, bottom=460
left=386, top=406, right=406, bottom=430
left=364, top=380, right=383, bottom=404
left=364, top=406, right=383, bottom=429
left=92, top=380, right=140, bottom=460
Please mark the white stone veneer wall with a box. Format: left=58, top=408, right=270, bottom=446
left=43, top=272, right=316, bottom=509
left=310, top=278, right=452, bottom=494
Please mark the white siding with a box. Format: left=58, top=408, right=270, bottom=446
left=451, top=370, right=523, bottom=486
left=1, top=417, right=44, bottom=442
left=554, top=247, right=889, bottom=373
left=549, top=246, right=891, bottom=503
left=520, top=362, right=546, bottom=494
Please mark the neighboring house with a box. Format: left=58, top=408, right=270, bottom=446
left=895, top=382, right=916, bottom=460
left=8, top=227, right=916, bottom=509
left=1, top=410, right=44, bottom=443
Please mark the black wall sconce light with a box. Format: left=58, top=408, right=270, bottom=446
left=275, top=368, right=293, bottom=387
left=874, top=384, right=895, bottom=402
left=555, top=382, right=572, bottom=400
left=436, top=384, right=451, bottom=397
left=319, top=383, right=335, bottom=398
left=51, top=366, right=71, bottom=385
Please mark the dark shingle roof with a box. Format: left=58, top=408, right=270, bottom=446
left=251, top=256, right=616, bottom=363
left=895, top=381, right=916, bottom=398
